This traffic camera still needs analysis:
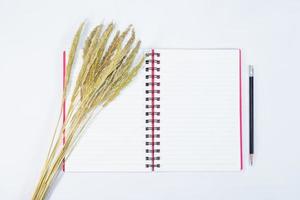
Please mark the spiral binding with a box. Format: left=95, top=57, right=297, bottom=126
left=145, top=49, right=160, bottom=171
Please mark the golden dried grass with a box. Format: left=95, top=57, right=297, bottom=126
left=32, top=22, right=144, bottom=200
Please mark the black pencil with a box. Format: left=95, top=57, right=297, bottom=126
left=249, top=65, right=254, bottom=165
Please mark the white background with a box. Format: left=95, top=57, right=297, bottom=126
left=0, top=0, right=299, bottom=199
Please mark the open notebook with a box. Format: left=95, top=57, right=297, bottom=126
left=66, top=49, right=243, bottom=172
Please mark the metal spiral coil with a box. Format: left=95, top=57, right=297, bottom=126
left=145, top=50, right=161, bottom=170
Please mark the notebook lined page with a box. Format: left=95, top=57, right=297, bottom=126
left=157, top=49, right=242, bottom=171
left=66, top=51, right=146, bottom=172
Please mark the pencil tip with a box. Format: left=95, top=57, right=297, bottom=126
left=250, top=154, right=254, bottom=166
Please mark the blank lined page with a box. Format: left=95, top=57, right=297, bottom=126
left=66, top=51, right=146, bottom=172
left=66, top=49, right=242, bottom=172
left=157, top=49, right=242, bottom=171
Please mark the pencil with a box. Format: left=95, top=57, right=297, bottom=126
left=249, top=65, right=254, bottom=165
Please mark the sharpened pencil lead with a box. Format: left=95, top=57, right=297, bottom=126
left=250, top=154, right=254, bottom=166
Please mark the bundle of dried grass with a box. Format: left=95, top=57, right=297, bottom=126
left=32, top=22, right=144, bottom=200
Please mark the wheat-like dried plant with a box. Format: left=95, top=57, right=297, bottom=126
left=32, top=22, right=144, bottom=200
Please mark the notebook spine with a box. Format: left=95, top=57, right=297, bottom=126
left=145, top=49, right=161, bottom=171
